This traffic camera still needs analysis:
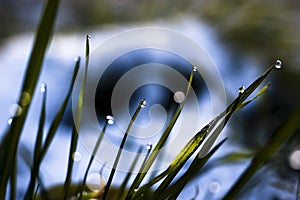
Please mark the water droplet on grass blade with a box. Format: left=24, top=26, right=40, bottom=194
left=40, top=83, right=47, bottom=93
left=275, top=59, right=282, bottom=69
left=7, top=118, right=13, bottom=125
left=9, top=104, right=22, bottom=117
left=173, top=91, right=186, bottom=103
left=140, top=99, right=147, bottom=108
left=19, top=92, right=31, bottom=106
left=209, top=181, right=221, bottom=194
left=146, top=143, right=152, bottom=150
left=74, top=56, right=80, bottom=62
left=193, top=66, right=197, bottom=71
left=106, top=115, right=114, bottom=125
left=239, top=85, right=245, bottom=94
left=288, top=149, right=300, bottom=170
left=72, top=151, right=82, bottom=162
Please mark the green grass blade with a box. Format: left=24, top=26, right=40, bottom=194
left=9, top=157, right=17, bottom=200
left=116, top=146, right=144, bottom=200
left=223, top=105, right=300, bottom=200
left=126, top=68, right=195, bottom=199
left=134, top=63, right=277, bottom=198
left=102, top=99, right=146, bottom=200
left=162, top=139, right=227, bottom=200
left=77, top=120, right=109, bottom=199
left=0, top=0, right=60, bottom=197
left=24, top=84, right=47, bottom=200
left=63, top=127, right=79, bottom=200
left=39, top=57, right=80, bottom=162
left=63, top=35, right=90, bottom=199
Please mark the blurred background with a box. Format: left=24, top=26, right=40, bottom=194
left=0, top=0, right=299, bottom=199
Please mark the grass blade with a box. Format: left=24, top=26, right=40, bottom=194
left=63, top=35, right=90, bottom=199
left=163, top=139, right=227, bottom=200
left=63, top=127, right=79, bottom=200
left=134, top=63, right=277, bottom=198
left=223, top=105, right=300, bottom=200
left=9, top=156, right=17, bottom=200
left=116, top=146, right=144, bottom=200
left=102, top=99, right=147, bottom=200
left=126, top=67, right=196, bottom=199
left=77, top=120, right=109, bottom=199
left=39, top=57, right=80, bottom=162
left=24, top=84, right=47, bottom=200
left=0, top=0, right=60, bottom=197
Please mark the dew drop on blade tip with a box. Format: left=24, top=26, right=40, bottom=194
left=74, top=56, right=80, bottom=62
left=239, top=85, right=245, bottom=94
left=141, top=99, right=147, bottom=108
left=146, top=143, right=152, bottom=150
left=7, top=118, right=13, bottom=125
left=275, top=59, right=282, bottom=69
left=193, top=66, right=197, bottom=71
left=40, top=83, right=47, bottom=93
left=106, top=115, right=114, bottom=125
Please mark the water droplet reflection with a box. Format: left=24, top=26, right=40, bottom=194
left=9, top=104, right=22, bottom=117
left=288, top=149, right=300, bottom=170
left=209, top=181, right=221, bottom=194
left=8, top=118, right=13, bottom=125
left=74, top=56, right=80, bottom=62
left=193, top=66, right=197, bottom=71
left=86, top=173, right=103, bottom=192
left=275, top=59, right=282, bottom=69
left=239, top=85, right=245, bottom=94
left=40, top=83, right=47, bottom=93
left=106, top=115, right=114, bottom=125
left=72, top=151, right=82, bottom=162
left=19, top=92, right=31, bottom=106
left=134, top=188, right=139, bottom=192
left=146, top=143, right=152, bottom=150
left=173, top=91, right=185, bottom=103
left=141, top=100, right=147, bottom=108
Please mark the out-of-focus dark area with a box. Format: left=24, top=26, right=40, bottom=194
left=0, top=0, right=299, bottom=199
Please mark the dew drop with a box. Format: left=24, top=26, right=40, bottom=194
left=173, top=91, right=186, bottom=103
left=106, top=115, right=114, bottom=125
left=86, top=173, right=103, bottom=192
left=141, top=99, right=147, bottom=108
left=19, top=92, right=31, bottom=106
left=72, top=151, right=82, bottom=162
left=288, top=149, right=300, bottom=170
left=193, top=66, right=197, bottom=72
left=40, top=83, right=47, bottom=93
left=146, top=143, right=152, bottom=150
left=239, top=85, right=245, bottom=94
left=7, top=118, right=13, bottom=125
left=209, top=181, right=221, bottom=194
left=74, top=56, right=80, bottom=62
left=87, top=35, right=91, bottom=39
left=134, top=188, right=139, bottom=192
left=275, top=59, right=282, bottom=69
left=9, top=104, right=22, bottom=117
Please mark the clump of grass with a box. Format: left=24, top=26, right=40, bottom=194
left=1, top=0, right=300, bottom=200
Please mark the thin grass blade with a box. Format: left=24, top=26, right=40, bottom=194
left=39, top=57, right=80, bottom=162
left=126, top=67, right=195, bottom=199
left=223, top=105, right=300, bottom=200
left=63, top=36, right=90, bottom=199
left=116, top=146, right=144, bottom=200
left=163, top=139, right=227, bottom=200
left=102, top=99, right=146, bottom=200
left=77, top=120, right=109, bottom=199
left=24, top=83, right=47, bottom=200
left=0, top=0, right=60, bottom=197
